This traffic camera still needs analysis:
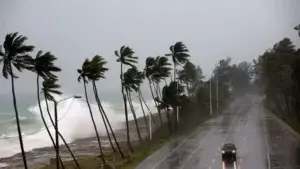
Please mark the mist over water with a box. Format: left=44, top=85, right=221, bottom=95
left=0, top=94, right=156, bottom=158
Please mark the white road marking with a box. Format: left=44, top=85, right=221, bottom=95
left=212, top=158, right=215, bottom=164
left=151, top=124, right=210, bottom=168
left=263, top=119, right=271, bottom=169
left=179, top=137, right=206, bottom=169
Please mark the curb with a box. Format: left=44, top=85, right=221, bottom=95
left=265, top=109, right=300, bottom=141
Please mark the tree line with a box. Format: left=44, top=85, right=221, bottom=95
left=253, top=24, right=300, bottom=123
left=0, top=32, right=254, bottom=168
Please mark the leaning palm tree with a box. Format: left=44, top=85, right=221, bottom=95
left=77, top=59, right=106, bottom=164
left=166, top=42, right=190, bottom=81
left=123, top=67, right=144, bottom=142
left=115, top=46, right=137, bottom=152
left=27, top=51, right=68, bottom=168
left=42, top=78, right=81, bottom=169
left=166, top=42, right=190, bottom=124
left=145, top=57, right=163, bottom=125
left=41, top=78, right=62, bottom=169
left=87, top=55, right=124, bottom=159
left=0, top=32, right=34, bottom=169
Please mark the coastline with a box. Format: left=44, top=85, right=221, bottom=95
left=0, top=113, right=164, bottom=169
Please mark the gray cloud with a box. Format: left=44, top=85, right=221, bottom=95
left=0, top=0, right=299, bottom=96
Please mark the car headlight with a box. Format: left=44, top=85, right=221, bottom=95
left=232, top=150, right=236, bottom=153
left=222, top=150, right=225, bottom=153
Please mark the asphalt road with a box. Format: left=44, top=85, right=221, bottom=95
left=136, top=95, right=300, bottom=169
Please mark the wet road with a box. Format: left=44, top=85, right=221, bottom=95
left=136, top=96, right=300, bottom=169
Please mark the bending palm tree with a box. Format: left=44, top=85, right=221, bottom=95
left=0, top=32, right=34, bottom=169
left=166, top=42, right=190, bottom=124
left=87, top=55, right=124, bottom=159
left=123, top=67, right=144, bottom=142
left=145, top=57, right=163, bottom=125
left=28, top=51, right=67, bottom=168
left=42, top=78, right=81, bottom=169
left=115, top=46, right=137, bottom=152
left=77, top=59, right=106, bottom=164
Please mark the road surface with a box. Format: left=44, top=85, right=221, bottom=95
left=136, top=95, right=300, bottom=169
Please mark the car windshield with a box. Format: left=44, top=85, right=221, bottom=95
left=223, top=144, right=235, bottom=150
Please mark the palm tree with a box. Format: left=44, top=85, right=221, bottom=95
left=166, top=42, right=190, bottom=125
left=145, top=57, right=163, bottom=125
left=161, top=81, right=186, bottom=131
left=87, top=55, right=125, bottom=159
left=166, top=42, right=190, bottom=82
left=115, top=46, right=137, bottom=152
left=42, top=78, right=81, bottom=169
left=77, top=59, right=106, bottom=164
left=295, top=24, right=300, bottom=37
left=177, top=61, right=197, bottom=96
left=41, top=78, right=63, bottom=169
left=135, top=72, right=151, bottom=136
left=0, top=32, right=34, bottom=169
left=123, top=67, right=144, bottom=142
left=27, top=50, right=69, bottom=168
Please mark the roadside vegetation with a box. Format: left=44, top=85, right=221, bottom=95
left=254, top=24, right=300, bottom=133
left=0, top=32, right=256, bottom=168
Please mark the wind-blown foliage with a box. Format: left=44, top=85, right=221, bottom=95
left=0, top=32, right=34, bottom=169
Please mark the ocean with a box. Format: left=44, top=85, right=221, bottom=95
left=0, top=91, right=156, bottom=164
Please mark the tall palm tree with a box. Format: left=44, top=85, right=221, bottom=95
left=123, top=67, right=144, bottom=142
left=0, top=32, right=34, bottom=169
left=166, top=42, right=190, bottom=81
left=87, top=55, right=125, bottom=159
left=42, top=78, right=81, bottom=169
left=86, top=55, right=115, bottom=152
left=135, top=72, right=151, bottom=136
left=41, top=78, right=63, bottom=169
left=77, top=59, right=106, bottom=164
left=27, top=50, right=68, bottom=168
left=166, top=42, right=190, bottom=125
left=115, top=46, right=137, bottom=152
left=145, top=57, right=163, bottom=125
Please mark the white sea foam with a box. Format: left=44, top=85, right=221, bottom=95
left=0, top=94, right=156, bottom=158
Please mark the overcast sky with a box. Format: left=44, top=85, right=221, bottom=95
left=0, top=0, right=299, bottom=96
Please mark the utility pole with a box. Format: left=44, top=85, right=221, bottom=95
left=210, top=77, right=213, bottom=115
left=149, top=112, right=152, bottom=140
left=216, top=74, right=219, bottom=113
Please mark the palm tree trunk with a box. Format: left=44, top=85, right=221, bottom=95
left=148, top=79, right=163, bottom=125
left=54, top=101, right=60, bottom=169
left=91, top=82, right=116, bottom=152
left=166, top=108, right=172, bottom=134
left=173, top=106, right=178, bottom=132
left=45, top=98, right=81, bottom=169
left=139, top=89, right=157, bottom=126
left=120, top=63, right=134, bottom=153
left=174, top=64, right=176, bottom=81
left=156, top=82, right=162, bottom=99
left=37, top=76, right=65, bottom=168
left=138, top=88, right=150, bottom=136
left=93, top=82, right=125, bottom=159
left=93, top=86, right=125, bottom=159
left=164, top=78, right=168, bottom=86
left=83, top=81, right=106, bottom=164
left=126, top=89, right=143, bottom=142
left=9, top=63, right=28, bottom=169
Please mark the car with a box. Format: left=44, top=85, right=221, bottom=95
left=221, top=143, right=237, bottom=163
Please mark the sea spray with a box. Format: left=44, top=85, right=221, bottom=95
left=0, top=94, right=156, bottom=158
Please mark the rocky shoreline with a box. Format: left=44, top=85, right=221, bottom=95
left=0, top=114, right=165, bottom=169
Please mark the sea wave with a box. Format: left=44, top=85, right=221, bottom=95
left=0, top=94, right=156, bottom=158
